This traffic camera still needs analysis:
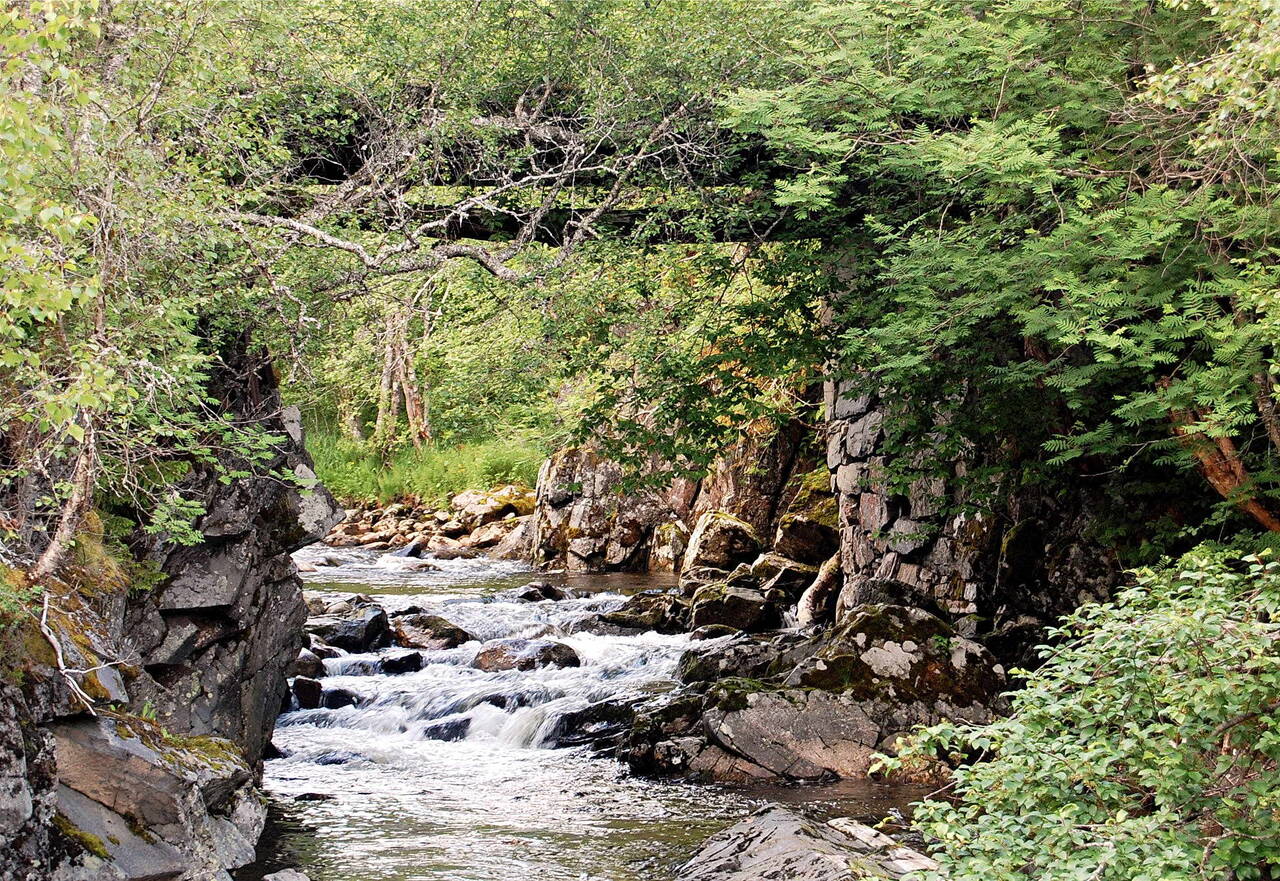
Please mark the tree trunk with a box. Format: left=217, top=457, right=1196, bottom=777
left=1164, top=380, right=1280, bottom=532
left=31, top=418, right=97, bottom=581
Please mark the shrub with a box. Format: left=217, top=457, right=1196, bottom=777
left=884, top=550, right=1280, bottom=881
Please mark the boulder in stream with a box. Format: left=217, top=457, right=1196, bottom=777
left=623, top=603, right=1006, bottom=782
left=677, top=806, right=936, bottom=881
left=598, top=591, right=690, bottom=633
left=391, top=614, right=475, bottom=650
left=379, top=652, right=424, bottom=675
left=287, top=648, right=325, bottom=679
left=306, top=605, right=390, bottom=653
left=472, top=638, right=581, bottom=672
left=681, top=512, right=761, bottom=574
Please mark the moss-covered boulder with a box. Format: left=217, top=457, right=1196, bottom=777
left=681, top=512, right=761, bottom=574
left=771, top=467, right=839, bottom=566
left=599, top=591, right=690, bottom=634
left=689, top=583, right=780, bottom=633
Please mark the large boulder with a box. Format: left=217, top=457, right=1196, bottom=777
left=599, top=591, right=690, bottom=634
left=306, top=605, right=390, bottom=653
left=681, top=512, right=761, bottom=575
left=472, top=638, right=581, bottom=672
left=530, top=448, right=670, bottom=572
left=689, top=584, right=781, bottom=633
left=451, top=485, right=536, bottom=529
left=391, top=614, right=475, bottom=650
left=678, top=806, right=936, bottom=881
left=771, top=468, right=840, bottom=566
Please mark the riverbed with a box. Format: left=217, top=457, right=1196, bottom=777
left=242, top=546, right=925, bottom=881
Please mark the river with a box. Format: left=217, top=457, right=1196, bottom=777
left=242, top=546, right=926, bottom=881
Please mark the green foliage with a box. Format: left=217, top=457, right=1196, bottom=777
left=725, top=0, right=1280, bottom=535
left=882, top=548, right=1280, bottom=881
left=306, top=426, right=544, bottom=506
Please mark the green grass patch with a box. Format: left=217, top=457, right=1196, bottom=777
left=306, top=427, right=546, bottom=506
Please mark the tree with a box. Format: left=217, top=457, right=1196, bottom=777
left=724, top=0, right=1280, bottom=536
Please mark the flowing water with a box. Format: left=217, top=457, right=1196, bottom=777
left=244, top=545, right=927, bottom=881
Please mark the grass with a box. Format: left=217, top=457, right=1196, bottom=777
left=306, top=427, right=547, bottom=507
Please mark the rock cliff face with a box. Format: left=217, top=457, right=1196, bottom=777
left=0, top=341, right=340, bottom=881
left=824, top=381, right=1118, bottom=657
left=125, top=347, right=340, bottom=767
left=530, top=420, right=817, bottom=574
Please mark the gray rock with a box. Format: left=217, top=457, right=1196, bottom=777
left=307, top=605, right=390, bottom=653
left=678, top=806, right=936, bottom=881
left=598, top=591, right=690, bottom=634
left=378, top=652, right=424, bottom=675
left=680, top=512, right=761, bottom=574
left=264, top=871, right=312, bottom=881
left=292, top=677, right=322, bottom=710
left=689, top=584, right=780, bottom=632
left=287, top=649, right=324, bottom=679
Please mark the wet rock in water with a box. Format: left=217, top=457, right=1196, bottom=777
left=689, top=624, right=738, bottom=641
left=421, top=717, right=471, bottom=742
left=429, top=546, right=481, bottom=561
left=750, top=553, right=820, bottom=601
left=306, top=605, right=390, bottom=653
left=677, top=632, right=818, bottom=685
left=392, top=613, right=475, bottom=650
left=264, top=869, right=313, bottom=881
left=472, top=638, right=581, bottom=672
left=677, top=806, right=935, bottom=881
left=321, top=687, right=361, bottom=710
left=309, top=640, right=342, bottom=660
left=390, top=537, right=428, bottom=558
left=681, top=511, right=761, bottom=574
left=542, top=698, right=638, bottom=750
left=598, top=591, right=690, bottom=634
left=287, top=648, right=325, bottom=679
left=292, top=677, right=323, bottom=710
left=689, top=583, right=780, bottom=633
left=515, top=581, right=566, bottom=602
left=378, top=652, right=424, bottom=675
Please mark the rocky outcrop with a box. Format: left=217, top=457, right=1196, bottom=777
left=50, top=715, right=264, bottom=881
left=124, top=344, right=341, bottom=768
left=529, top=417, right=817, bottom=574
left=824, top=382, right=1117, bottom=661
left=678, top=807, right=937, bottom=881
left=530, top=448, right=670, bottom=572
left=621, top=604, right=1005, bottom=782
left=0, top=340, right=340, bottom=879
